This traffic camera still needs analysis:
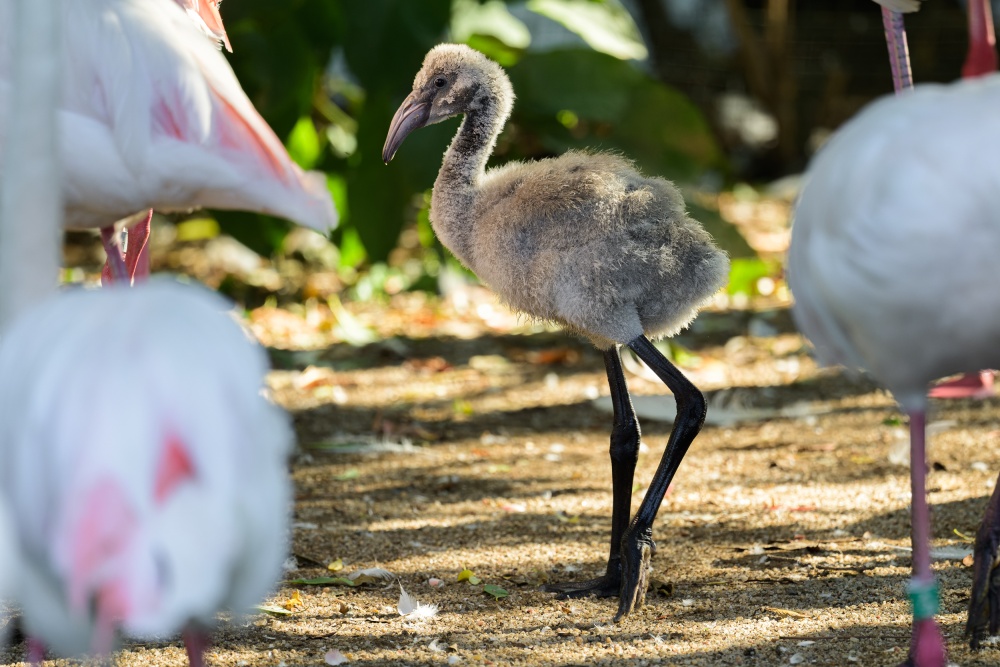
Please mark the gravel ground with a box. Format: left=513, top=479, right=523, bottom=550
left=2, top=291, right=999, bottom=667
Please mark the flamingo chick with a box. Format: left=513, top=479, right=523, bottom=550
left=788, top=74, right=1000, bottom=664
left=383, top=44, right=728, bottom=620
left=0, top=280, right=292, bottom=664
left=0, top=0, right=337, bottom=284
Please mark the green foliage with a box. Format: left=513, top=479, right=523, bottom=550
left=507, top=49, right=723, bottom=182
left=526, top=0, right=647, bottom=60
left=209, top=0, right=735, bottom=275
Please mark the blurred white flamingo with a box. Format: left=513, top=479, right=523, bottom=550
left=790, top=2, right=1000, bottom=662
left=0, top=0, right=337, bottom=286
left=0, top=2, right=294, bottom=664
left=0, top=281, right=293, bottom=665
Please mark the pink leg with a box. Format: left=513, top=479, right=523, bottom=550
left=26, top=636, right=45, bottom=666
left=902, top=409, right=947, bottom=667
left=881, top=8, right=913, bottom=93
left=124, top=210, right=152, bottom=282
left=100, top=226, right=128, bottom=286
left=183, top=627, right=211, bottom=667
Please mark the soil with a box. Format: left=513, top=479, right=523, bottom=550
left=3, top=233, right=1000, bottom=667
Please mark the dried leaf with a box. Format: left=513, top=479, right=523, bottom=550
left=483, top=584, right=509, bottom=599
left=963, top=553, right=975, bottom=567
left=282, top=590, right=304, bottom=610
left=256, top=604, right=293, bottom=617
left=953, top=528, right=977, bottom=543
left=325, top=649, right=349, bottom=665
left=328, top=558, right=344, bottom=572
left=762, top=606, right=809, bottom=619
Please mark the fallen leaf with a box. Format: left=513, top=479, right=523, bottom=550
left=335, top=468, right=360, bottom=481
left=963, top=554, right=975, bottom=567
left=282, top=590, right=304, bottom=610
left=483, top=584, right=509, bottom=599
left=457, top=568, right=475, bottom=582
left=762, top=606, right=809, bottom=619
left=328, top=558, right=344, bottom=572
left=953, top=528, right=976, bottom=543
left=325, top=648, right=349, bottom=665
left=255, top=604, right=293, bottom=617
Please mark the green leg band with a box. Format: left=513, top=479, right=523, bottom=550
left=907, top=580, right=940, bottom=620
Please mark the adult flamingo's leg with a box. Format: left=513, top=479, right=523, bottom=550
left=124, top=210, right=153, bottom=282
left=901, top=409, right=947, bottom=667
left=100, top=226, right=128, bottom=285
left=881, top=8, right=913, bottom=92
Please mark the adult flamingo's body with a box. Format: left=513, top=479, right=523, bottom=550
left=0, top=282, right=293, bottom=666
left=790, top=3, right=1000, bottom=662
left=0, top=0, right=337, bottom=284
left=873, top=0, right=998, bottom=401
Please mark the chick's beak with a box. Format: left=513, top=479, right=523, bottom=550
left=383, top=92, right=430, bottom=164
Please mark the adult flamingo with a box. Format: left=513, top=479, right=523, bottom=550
left=0, top=2, right=293, bottom=664
left=873, top=0, right=997, bottom=400
left=0, top=0, right=337, bottom=286
left=101, top=0, right=231, bottom=285
left=789, top=2, right=1000, bottom=662
left=0, top=281, right=293, bottom=666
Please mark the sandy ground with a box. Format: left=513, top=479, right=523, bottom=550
left=3, top=291, right=999, bottom=667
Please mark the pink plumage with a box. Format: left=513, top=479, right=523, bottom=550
left=0, top=280, right=292, bottom=661
left=0, top=0, right=336, bottom=235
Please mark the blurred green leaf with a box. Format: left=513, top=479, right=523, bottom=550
left=452, top=0, right=531, bottom=49
left=483, top=584, right=509, bottom=599
left=213, top=211, right=292, bottom=257
left=287, top=117, right=322, bottom=169
left=175, top=217, right=220, bottom=242
left=327, top=174, right=349, bottom=223
left=527, top=0, right=647, bottom=60
left=509, top=49, right=723, bottom=181
left=727, top=258, right=779, bottom=296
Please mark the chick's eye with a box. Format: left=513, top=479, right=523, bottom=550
left=434, top=77, right=447, bottom=88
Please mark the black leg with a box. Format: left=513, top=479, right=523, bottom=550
left=967, top=469, right=1000, bottom=648
left=615, top=335, right=706, bottom=621
left=544, top=346, right=641, bottom=598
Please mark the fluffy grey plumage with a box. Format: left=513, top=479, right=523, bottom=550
left=388, top=44, right=729, bottom=348
left=383, top=45, right=730, bottom=620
